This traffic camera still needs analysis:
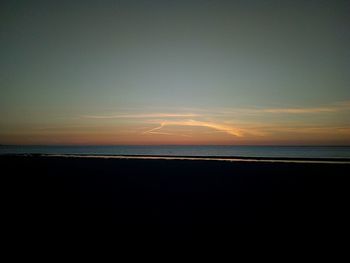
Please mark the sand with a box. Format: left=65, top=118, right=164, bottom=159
left=2, top=155, right=349, bottom=239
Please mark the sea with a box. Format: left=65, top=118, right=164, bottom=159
left=1, top=145, right=350, bottom=159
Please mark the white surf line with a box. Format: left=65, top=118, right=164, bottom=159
left=45, top=154, right=350, bottom=164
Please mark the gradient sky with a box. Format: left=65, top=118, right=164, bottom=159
left=1, top=0, right=349, bottom=145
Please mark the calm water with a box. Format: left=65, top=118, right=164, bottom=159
left=1, top=145, right=350, bottom=159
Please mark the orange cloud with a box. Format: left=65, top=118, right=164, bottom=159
left=144, top=120, right=251, bottom=137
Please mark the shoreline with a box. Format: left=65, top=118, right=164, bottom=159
left=2, top=153, right=350, bottom=164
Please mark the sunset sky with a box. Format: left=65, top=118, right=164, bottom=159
left=1, top=0, right=349, bottom=145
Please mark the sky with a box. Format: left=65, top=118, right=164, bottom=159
left=1, top=0, right=349, bottom=145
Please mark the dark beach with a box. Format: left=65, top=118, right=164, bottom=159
left=3, top=155, right=350, bottom=239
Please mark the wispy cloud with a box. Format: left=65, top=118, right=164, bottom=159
left=82, top=113, right=199, bottom=119
left=143, top=122, right=192, bottom=137
left=217, top=101, right=350, bottom=115
left=78, top=101, right=350, bottom=140
left=257, top=125, right=350, bottom=135
left=143, top=120, right=247, bottom=137
left=82, top=101, right=350, bottom=120
left=263, top=108, right=333, bottom=114
left=249, top=107, right=337, bottom=114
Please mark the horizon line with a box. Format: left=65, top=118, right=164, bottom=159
left=1, top=144, right=350, bottom=147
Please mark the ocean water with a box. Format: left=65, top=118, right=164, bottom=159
left=1, top=145, right=350, bottom=159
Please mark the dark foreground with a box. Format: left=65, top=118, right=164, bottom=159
left=3, top=155, right=350, bottom=240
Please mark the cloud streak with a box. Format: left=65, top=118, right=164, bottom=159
left=78, top=101, right=350, bottom=140
left=82, top=101, right=350, bottom=121
left=143, top=120, right=246, bottom=137
left=83, top=113, right=199, bottom=119
left=218, top=101, right=350, bottom=115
